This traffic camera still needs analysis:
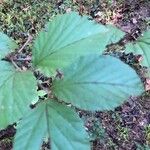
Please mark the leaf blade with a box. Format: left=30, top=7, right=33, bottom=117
left=14, top=103, right=47, bottom=150
left=14, top=100, right=90, bottom=150
left=32, top=12, right=125, bottom=76
left=0, top=32, right=18, bottom=59
left=0, top=61, right=38, bottom=129
left=105, top=24, right=125, bottom=44
left=46, top=100, right=90, bottom=150
left=125, top=29, right=150, bottom=68
left=52, top=55, right=144, bottom=111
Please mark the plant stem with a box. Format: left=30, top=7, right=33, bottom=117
left=11, top=59, right=22, bottom=71
left=13, top=57, right=32, bottom=61
left=18, top=34, right=33, bottom=53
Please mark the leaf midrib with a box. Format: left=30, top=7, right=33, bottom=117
left=54, top=81, right=141, bottom=89
left=47, top=103, right=79, bottom=150
left=34, top=32, right=104, bottom=66
left=24, top=110, right=45, bottom=150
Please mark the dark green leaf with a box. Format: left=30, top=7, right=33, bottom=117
left=0, top=32, right=18, bottom=59
left=32, top=12, right=124, bottom=76
left=52, top=55, right=144, bottom=111
left=125, top=29, right=150, bottom=68
left=105, top=24, right=125, bottom=44
left=14, top=100, right=90, bottom=150
left=0, top=61, right=38, bottom=129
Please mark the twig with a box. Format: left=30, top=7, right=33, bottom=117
left=13, top=57, right=32, bottom=61
left=11, top=58, right=22, bottom=71
left=18, top=34, right=33, bottom=53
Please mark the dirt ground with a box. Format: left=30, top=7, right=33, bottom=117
left=0, top=0, right=150, bottom=150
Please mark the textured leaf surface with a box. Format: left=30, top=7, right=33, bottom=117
left=14, top=100, right=90, bottom=150
left=14, top=102, right=47, bottom=150
left=32, top=12, right=124, bottom=76
left=125, top=29, right=150, bottom=68
left=105, top=25, right=125, bottom=44
left=0, top=32, right=18, bottom=59
left=52, top=55, right=144, bottom=111
left=0, top=61, right=37, bottom=129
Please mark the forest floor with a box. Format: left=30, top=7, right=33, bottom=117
left=0, top=0, right=150, bottom=150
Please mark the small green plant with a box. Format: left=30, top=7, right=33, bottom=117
left=145, top=124, right=150, bottom=145
left=117, top=126, right=129, bottom=141
left=136, top=143, right=150, bottom=150
left=0, top=12, right=149, bottom=150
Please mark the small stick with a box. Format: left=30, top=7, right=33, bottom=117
left=11, top=59, right=22, bottom=71
left=13, top=57, right=32, bottom=61
left=18, top=34, right=33, bottom=53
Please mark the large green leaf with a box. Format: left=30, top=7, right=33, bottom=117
left=0, top=61, right=37, bottom=129
left=0, top=32, right=18, bottom=59
left=105, top=24, right=125, bottom=44
left=14, top=100, right=90, bottom=150
left=125, top=29, right=150, bottom=68
left=52, top=55, right=144, bottom=111
left=32, top=12, right=125, bottom=76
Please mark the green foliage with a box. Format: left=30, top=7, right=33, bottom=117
left=0, top=61, right=37, bottom=129
left=105, top=25, right=125, bottom=44
left=0, top=33, right=17, bottom=59
left=14, top=100, right=90, bottom=150
left=0, top=12, right=146, bottom=150
left=32, top=12, right=125, bottom=76
left=125, top=29, right=150, bottom=70
left=52, top=55, right=143, bottom=111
